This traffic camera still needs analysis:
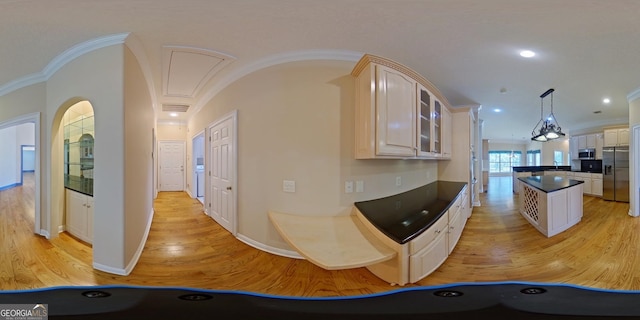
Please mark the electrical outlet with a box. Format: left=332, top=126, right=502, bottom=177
left=356, top=181, right=364, bottom=193
left=283, top=180, right=296, bottom=193
left=345, top=181, right=353, bottom=193
left=396, top=176, right=402, bottom=187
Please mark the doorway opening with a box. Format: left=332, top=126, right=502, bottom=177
left=0, top=114, right=40, bottom=235
left=192, top=132, right=205, bottom=204
left=60, top=101, right=95, bottom=246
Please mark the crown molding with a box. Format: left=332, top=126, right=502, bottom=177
left=192, top=49, right=363, bottom=117
left=0, top=33, right=130, bottom=97
left=628, top=86, right=640, bottom=102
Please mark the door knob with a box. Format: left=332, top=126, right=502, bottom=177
left=226, top=186, right=232, bottom=190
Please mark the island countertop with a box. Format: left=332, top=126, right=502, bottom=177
left=354, top=181, right=467, bottom=244
left=518, top=175, right=583, bottom=193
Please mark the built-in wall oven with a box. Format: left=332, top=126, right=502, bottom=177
left=578, top=148, right=595, bottom=160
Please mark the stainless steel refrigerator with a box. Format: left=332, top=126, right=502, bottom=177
left=603, top=146, right=629, bottom=202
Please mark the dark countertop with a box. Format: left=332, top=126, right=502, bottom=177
left=354, top=181, right=467, bottom=244
left=518, top=175, right=583, bottom=193
left=512, top=166, right=571, bottom=172
left=64, top=174, right=93, bottom=196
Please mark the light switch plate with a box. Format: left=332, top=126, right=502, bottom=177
left=283, top=180, right=296, bottom=193
left=356, top=181, right=364, bottom=193
left=345, top=181, right=353, bottom=193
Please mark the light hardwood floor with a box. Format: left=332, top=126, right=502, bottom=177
left=1, top=173, right=637, bottom=296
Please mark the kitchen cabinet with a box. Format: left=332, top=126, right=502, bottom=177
left=604, top=128, right=629, bottom=147
left=592, top=174, right=603, bottom=197
left=66, top=188, right=93, bottom=244
left=595, top=134, right=604, bottom=159
left=355, top=183, right=469, bottom=285
left=352, top=54, right=452, bottom=160
left=512, top=171, right=532, bottom=194
left=578, top=135, right=587, bottom=149
left=440, top=105, right=452, bottom=158
left=570, top=137, right=579, bottom=160
left=586, top=134, right=596, bottom=149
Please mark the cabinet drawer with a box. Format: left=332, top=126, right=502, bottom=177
left=409, top=210, right=448, bottom=255
left=409, top=231, right=448, bottom=283
left=448, top=209, right=466, bottom=254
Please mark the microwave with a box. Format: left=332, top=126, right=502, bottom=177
left=578, top=148, right=595, bottom=160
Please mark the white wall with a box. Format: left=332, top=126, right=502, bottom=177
left=46, top=43, right=126, bottom=272
left=16, top=122, right=35, bottom=174
left=0, top=126, right=17, bottom=188
left=188, top=60, right=439, bottom=252
left=123, top=45, right=155, bottom=268
left=0, top=123, right=35, bottom=188
left=527, top=139, right=570, bottom=165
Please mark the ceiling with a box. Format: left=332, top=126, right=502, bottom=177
left=2, top=0, right=639, bottom=141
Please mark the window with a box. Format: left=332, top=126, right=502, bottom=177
left=527, top=150, right=541, bottom=166
left=489, top=150, right=521, bottom=173
left=554, top=151, right=563, bottom=165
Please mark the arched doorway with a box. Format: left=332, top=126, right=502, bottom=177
left=51, top=100, right=95, bottom=245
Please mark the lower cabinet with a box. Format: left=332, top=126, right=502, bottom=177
left=408, top=188, right=468, bottom=283
left=65, top=188, right=93, bottom=244
left=409, top=230, right=448, bottom=283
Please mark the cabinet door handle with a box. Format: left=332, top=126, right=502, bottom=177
left=435, top=229, right=440, bottom=234
left=226, top=186, right=232, bottom=190
left=86, top=205, right=91, bottom=208
left=82, top=204, right=87, bottom=207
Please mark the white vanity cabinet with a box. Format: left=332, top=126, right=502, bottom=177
left=66, top=188, right=93, bottom=244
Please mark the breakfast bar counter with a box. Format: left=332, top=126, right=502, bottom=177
left=517, top=175, right=584, bottom=237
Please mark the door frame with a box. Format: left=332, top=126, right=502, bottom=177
left=191, top=130, right=205, bottom=202
left=206, top=110, right=238, bottom=235
left=158, top=140, right=186, bottom=192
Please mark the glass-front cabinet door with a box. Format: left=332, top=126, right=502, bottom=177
left=433, top=99, right=442, bottom=155
left=418, top=84, right=431, bottom=156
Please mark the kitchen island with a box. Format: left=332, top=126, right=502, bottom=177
left=517, top=175, right=583, bottom=237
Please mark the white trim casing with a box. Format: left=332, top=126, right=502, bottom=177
left=630, top=125, right=640, bottom=217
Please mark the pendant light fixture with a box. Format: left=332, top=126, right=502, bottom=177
left=531, top=88, right=565, bottom=142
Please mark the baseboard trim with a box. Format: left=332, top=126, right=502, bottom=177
left=39, top=229, right=51, bottom=239
left=93, top=262, right=128, bottom=276
left=93, top=208, right=155, bottom=276
left=185, top=188, right=193, bottom=198
left=124, top=208, right=155, bottom=275
left=0, top=183, right=20, bottom=191
left=236, top=234, right=303, bottom=259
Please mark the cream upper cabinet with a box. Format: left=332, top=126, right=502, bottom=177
left=417, top=84, right=447, bottom=158
left=578, top=135, right=587, bottom=149
left=352, top=54, right=453, bottom=160
left=586, top=134, right=596, bottom=149
left=604, top=128, right=629, bottom=147
left=440, top=105, right=452, bottom=159
left=375, top=65, right=417, bottom=157
left=353, top=59, right=416, bottom=158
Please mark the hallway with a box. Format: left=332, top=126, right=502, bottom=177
left=0, top=175, right=637, bottom=296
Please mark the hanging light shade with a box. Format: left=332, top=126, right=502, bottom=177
left=531, top=88, right=565, bottom=142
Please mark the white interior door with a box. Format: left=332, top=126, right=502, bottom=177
left=208, top=112, right=236, bottom=234
left=159, top=141, right=185, bottom=191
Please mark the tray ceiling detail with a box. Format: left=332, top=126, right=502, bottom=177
left=162, top=46, right=235, bottom=99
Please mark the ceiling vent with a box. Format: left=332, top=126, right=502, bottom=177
left=162, top=104, right=190, bottom=113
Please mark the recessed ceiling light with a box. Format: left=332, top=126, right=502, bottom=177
left=603, top=98, right=611, bottom=104
left=494, top=108, right=502, bottom=113
left=169, top=112, right=178, bottom=117
left=520, top=50, right=536, bottom=58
